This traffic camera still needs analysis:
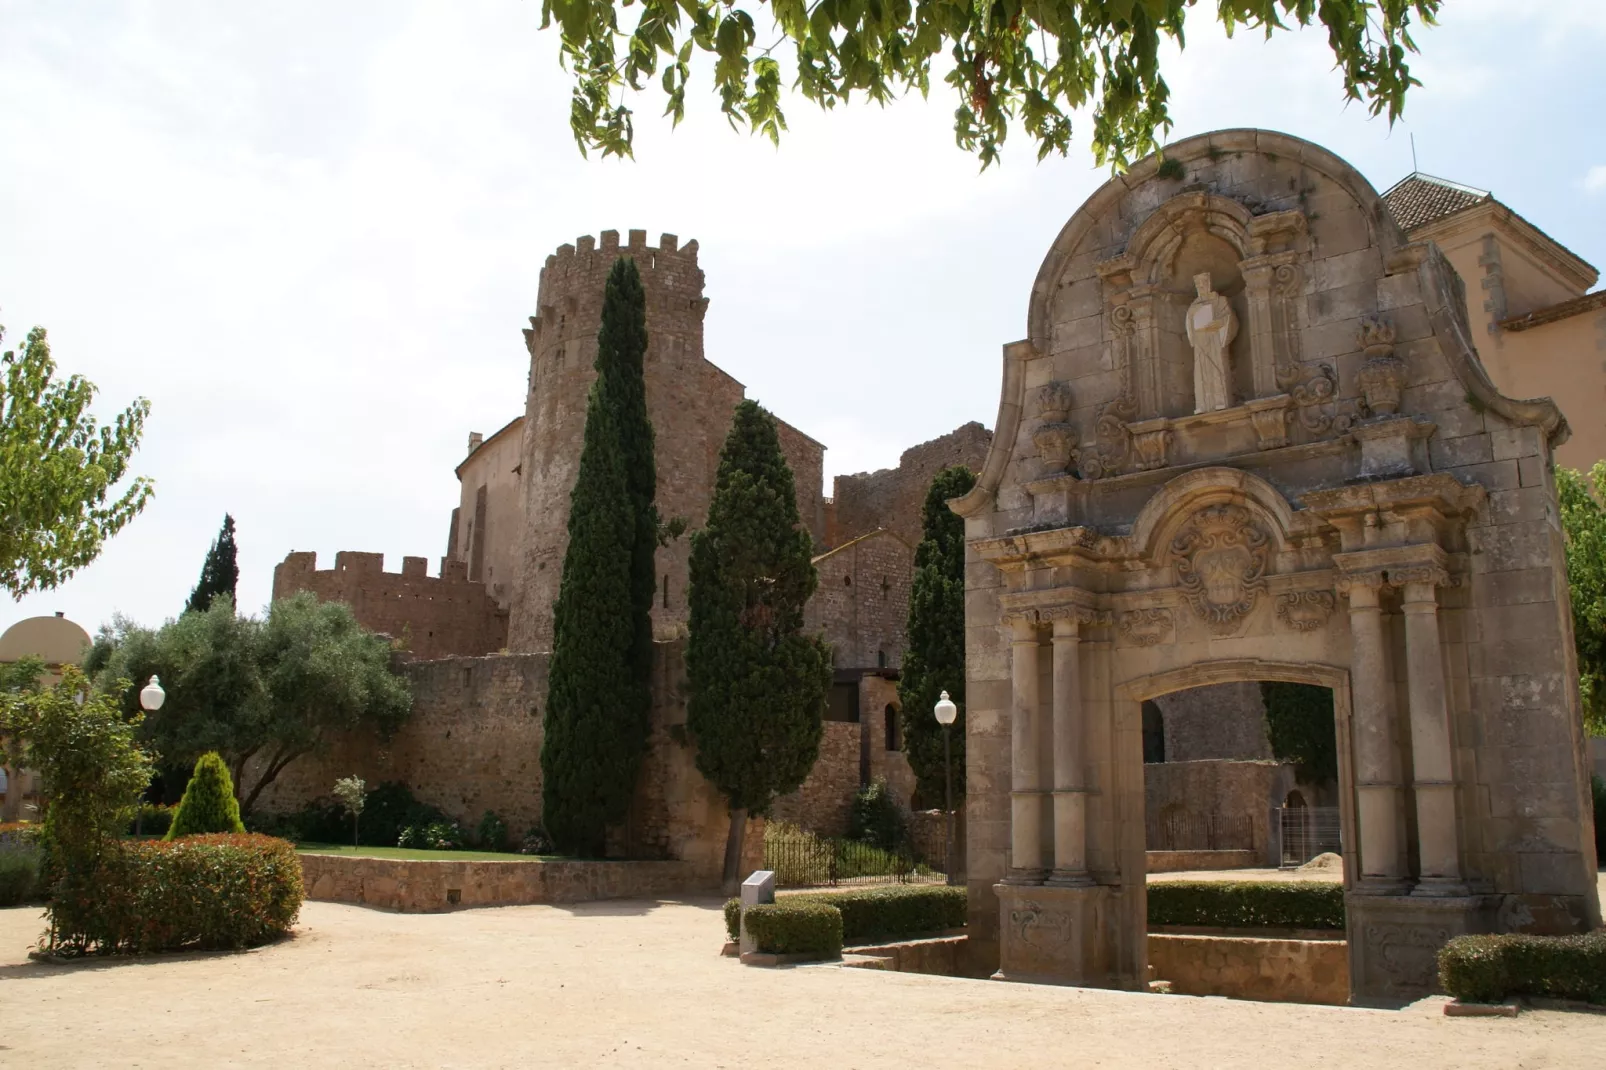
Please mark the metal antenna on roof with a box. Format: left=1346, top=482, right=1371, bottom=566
left=1411, top=133, right=1419, bottom=173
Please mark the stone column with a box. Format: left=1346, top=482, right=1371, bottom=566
left=1399, top=568, right=1466, bottom=895
left=1341, top=571, right=1406, bottom=887
left=1048, top=613, right=1093, bottom=885
left=1006, top=614, right=1046, bottom=883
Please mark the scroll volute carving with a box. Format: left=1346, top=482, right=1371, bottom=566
left=1356, top=316, right=1406, bottom=416
left=1030, top=381, right=1079, bottom=474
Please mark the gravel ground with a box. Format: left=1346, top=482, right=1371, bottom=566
left=3, top=894, right=1603, bottom=1069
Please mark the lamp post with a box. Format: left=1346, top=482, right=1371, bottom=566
left=135, top=677, right=165, bottom=835
left=933, top=690, right=958, bottom=885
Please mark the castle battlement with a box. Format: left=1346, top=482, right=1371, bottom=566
left=272, top=550, right=505, bottom=660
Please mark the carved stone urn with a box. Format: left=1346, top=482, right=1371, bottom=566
left=1356, top=315, right=1406, bottom=416
left=1031, top=382, right=1078, bottom=473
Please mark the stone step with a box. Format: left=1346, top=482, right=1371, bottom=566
left=842, top=954, right=895, bottom=970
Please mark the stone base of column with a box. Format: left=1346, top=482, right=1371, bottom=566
left=1045, top=869, right=1095, bottom=887
left=991, top=882, right=1114, bottom=987
left=1347, top=891, right=1491, bottom=1003
left=1001, top=869, right=1048, bottom=886
left=1411, top=876, right=1471, bottom=898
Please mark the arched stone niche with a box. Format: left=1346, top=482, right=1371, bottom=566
left=955, top=129, right=1596, bottom=1005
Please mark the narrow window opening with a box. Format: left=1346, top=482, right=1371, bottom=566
left=662, top=574, right=669, bottom=609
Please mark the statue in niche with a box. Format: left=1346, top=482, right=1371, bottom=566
left=1184, top=272, right=1237, bottom=413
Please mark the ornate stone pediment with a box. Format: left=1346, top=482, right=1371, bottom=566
left=1276, top=590, right=1336, bottom=632
left=1171, top=505, right=1270, bottom=633
left=1117, top=608, right=1174, bottom=647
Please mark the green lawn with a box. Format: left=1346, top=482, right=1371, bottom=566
left=296, top=843, right=562, bottom=862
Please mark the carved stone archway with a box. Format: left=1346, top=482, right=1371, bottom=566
left=956, top=129, right=1597, bottom=1003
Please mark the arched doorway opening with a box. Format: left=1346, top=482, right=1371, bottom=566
left=1141, top=679, right=1342, bottom=873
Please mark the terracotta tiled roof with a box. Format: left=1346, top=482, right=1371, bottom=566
left=1381, top=172, right=1491, bottom=232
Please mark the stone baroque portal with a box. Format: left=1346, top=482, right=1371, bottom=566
left=954, top=129, right=1599, bottom=1002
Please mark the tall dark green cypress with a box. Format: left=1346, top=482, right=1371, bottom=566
left=541, top=258, right=657, bottom=856
left=185, top=514, right=239, bottom=615
left=898, top=465, right=976, bottom=806
left=686, top=400, right=831, bottom=892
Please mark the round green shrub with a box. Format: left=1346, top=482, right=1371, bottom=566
left=476, top=810, right=509, bottom=852
left=743, top=900, right=843, bottom=957
left=166, top=752, right=245, bottom=839
left=724, top=897, right=741, bottom=940
left=848, top=778, right=908, bottom=851
left=0, top=840, right=42, bottom=907
left=43, top=833, right=303, bottom=955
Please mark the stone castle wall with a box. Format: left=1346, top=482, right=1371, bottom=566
left=272, top=551, right=508, bottom=661
left=827, top=423, right=992, bottom=549
left=507, top=230, right=826, bottom=652
left=449, top=419, right=526, bottom=610
left=769, top=721, right=862, bottom=835
left=251, top=640, right=763, bottom=881
left=1153, top=682, right=1273, bottom=762
left=805, top=531, right=913, bottom=671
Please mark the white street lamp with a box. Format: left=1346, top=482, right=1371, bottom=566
left=933, top=691, right=958, bottom=884
left=139, top=676, right=166, bottom=712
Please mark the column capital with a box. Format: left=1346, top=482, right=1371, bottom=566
left=1391, top=564, right=1451, bottom=598
left=1335, top=568, right=1387, bottom=605
left=1005, top=611, right=1040, bottom=639
left=1045, top=605, right=1103, bottom=636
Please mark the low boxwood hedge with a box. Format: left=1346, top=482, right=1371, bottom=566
left=743, top=901, right=843, bottom=957
left=726, top=885, right=967, bottom=947
left=45, top=833, right=303, bottom=955
left=1147, top=881, right=1345, bottom=931
left=804, top=885, right=968, bottom=945
left=1439, top=930, right=1606, bottom=1005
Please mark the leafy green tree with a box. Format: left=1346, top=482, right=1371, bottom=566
left=1558, top=463, right=1606, bottom=736
left=687, top=400, right=831, bottom=892
left=186, top=514, right=240, bottom=615
left=542, top=258, right=659, bottom=856
left=333, top=775, right=366, bottom=848
left=1, top=321, right=153, bottom=598
left=165, top=751, right=246, bottom=838
left=1261, top=681, right=1337, bottom=784
left=91, top=593, right=412, bottom=814
left=543, top=0, right=1440, bottom=168
left=899, top=465, right=975, bottom=807
left=0, top=666, right=153, bottom=945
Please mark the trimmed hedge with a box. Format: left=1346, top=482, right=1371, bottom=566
left=726, top=885, right=966, bottom=947
left=45, top=833, right=303, bottom=955
left=743, top=901, right=843, bottom=957
left=795, top=885, right=967, bottom=945
left=1147, top=881, right=1345, bottom=931
left=1439, top=930, right=1606, bottom=1005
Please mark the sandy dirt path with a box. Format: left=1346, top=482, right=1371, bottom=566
left=3, top=898, right=1603, bottom=1069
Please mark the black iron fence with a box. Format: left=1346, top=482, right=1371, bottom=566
left=763, top=832, right=943, bottom=888
left=1144, top=810, right=1256, bottom=852
left=1277, top=806, right=1342, bottom=867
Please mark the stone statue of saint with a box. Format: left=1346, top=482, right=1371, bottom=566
left=1184, top=272, right=1237, bottom=413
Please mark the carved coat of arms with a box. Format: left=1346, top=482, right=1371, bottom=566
left=1171, top=504, right=1269, bottom=632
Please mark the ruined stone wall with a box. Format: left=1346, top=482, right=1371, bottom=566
left=774, top=417, right=827, bottom=547
left=508, top=230, right=826, bottom=652
left=827, top=423, right=992, bottom=549
left=805, top=532, right=913, bottom=671
left=272, top=551, right=508, bottom=661
left=1153, top=682, right=1273, bottom=762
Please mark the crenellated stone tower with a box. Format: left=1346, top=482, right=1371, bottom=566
left=507, top=229, right=826, bottom=652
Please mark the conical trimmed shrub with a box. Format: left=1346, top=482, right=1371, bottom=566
left=165, top=752, right=246, bottom=839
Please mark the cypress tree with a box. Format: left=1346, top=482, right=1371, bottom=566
left=541, top=258, right=657, bottom=856
left=166, top=751, right=246, bottom=838
left=898, top=465, right=976, bottom=807
left=687, top=400, right=831, bottom=893
left=186, top=514, right=239, bottom=615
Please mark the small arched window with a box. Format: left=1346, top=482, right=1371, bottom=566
left=884, top=704, right=900, bottom=751
left=1285, top=790, right=1307, bottom=809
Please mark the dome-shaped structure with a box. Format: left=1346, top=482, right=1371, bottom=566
left=0, top=614, right=91, bottom=667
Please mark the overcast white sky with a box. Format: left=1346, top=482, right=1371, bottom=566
left=3, top=0, right=1603, bottom=635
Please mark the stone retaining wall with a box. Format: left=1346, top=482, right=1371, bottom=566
left=299, top=853, right=712, bottom=912
left=1145, top=849, right=1261, bottom=873
left=1147, top=932, right=1349, bottom=1005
